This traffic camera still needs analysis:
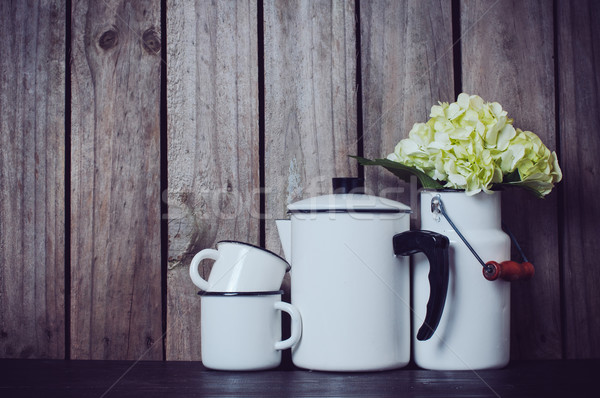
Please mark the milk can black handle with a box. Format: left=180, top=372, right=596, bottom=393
left=393, top=230, right=450, bottom=341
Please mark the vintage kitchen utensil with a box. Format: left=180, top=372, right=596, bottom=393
left=200, top=290, right=302, bottom=371
left=276, top=178, right=449, bottom=371
left=414, top=190, right=512, bottom=370
left=189, top=241, right=290, bottom=292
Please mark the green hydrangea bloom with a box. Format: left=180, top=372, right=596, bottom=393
left=387, top=93, right=562, bottom=196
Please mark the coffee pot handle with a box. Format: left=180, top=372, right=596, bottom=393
left=393, top=230, right=450, bottom=341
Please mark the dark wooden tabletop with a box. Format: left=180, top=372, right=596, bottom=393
left=0, top=359, right=597, bottom=397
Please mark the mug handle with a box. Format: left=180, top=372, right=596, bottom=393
left=189, top=249, right=219, bottom=291
left=273, top=302, right=302, bottom=350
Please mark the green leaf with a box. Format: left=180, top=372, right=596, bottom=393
left=496, top=170, right=547, bottom=198
left=494, top=181, right=546, bottom=199
left=351, top=156, right=444, bottom=190
left=502, top=170, right=521, bottom=183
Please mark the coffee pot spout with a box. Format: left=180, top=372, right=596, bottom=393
left=275, top=219, right=292, bottom=263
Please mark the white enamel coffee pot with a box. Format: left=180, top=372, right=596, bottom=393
left=276, top=178, right=450, bottom=371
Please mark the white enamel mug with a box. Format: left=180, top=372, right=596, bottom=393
left=189, top=241, right=290, bottom=292
left=200, top=291, right=302, bottom=371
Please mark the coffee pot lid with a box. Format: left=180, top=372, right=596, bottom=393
left=287, top=178, right=411, bottom=213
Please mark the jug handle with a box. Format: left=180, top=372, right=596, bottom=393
left=393, top=230, right=449, bottom=341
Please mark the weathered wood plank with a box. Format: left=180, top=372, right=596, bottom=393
left=557, top=0, right=600, bottom=359
left=70, top=0, right=162, bottom=360
left=166, top=0, right=259, bottom=361
left=263, top=0, right=357, bottom=255
left=360, top=0, right=454, bottom=205
left=2, top=358, right=600, bottom=397
left=0, top=0, right=66, bottom=359
left=461, top=0, right=561, bottom=359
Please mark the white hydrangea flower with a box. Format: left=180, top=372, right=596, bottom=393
left=387, top=93, right=562, bottom=197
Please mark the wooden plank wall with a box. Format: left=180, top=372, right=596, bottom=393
left=461, top=0, right=562, bottom=360
left=0, top=0, right=66, bottom=359
left=360, top=0, right=454, bottom=206
left=262, top=0, right=358, bottom=261
left=166, top=0, right=259, bottom=360
left=557, top=0, right=600, bottom=359
left=0, top=0, right=599, bottom=361
left=70, top=0, right=163, bottom=360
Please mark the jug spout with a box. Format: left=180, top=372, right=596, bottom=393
left=275, top=219, right=292, bottom=263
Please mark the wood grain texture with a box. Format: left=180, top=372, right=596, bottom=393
left=360, top=0, right=454, bottom=205
left=557, top=0, right=600, bottom=359
left=1, top=359, right=600, bottom=397
left=0, top=0, right=598, bottom=363
left=263, top=0, right=357, bottom=255
left=166, top=0, right=259, bottom=360
left=461, top=0, right=561, bottom=359
left=0, top=0, right=65, bottom=359
left=70, top=0, right=162, bottom=360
